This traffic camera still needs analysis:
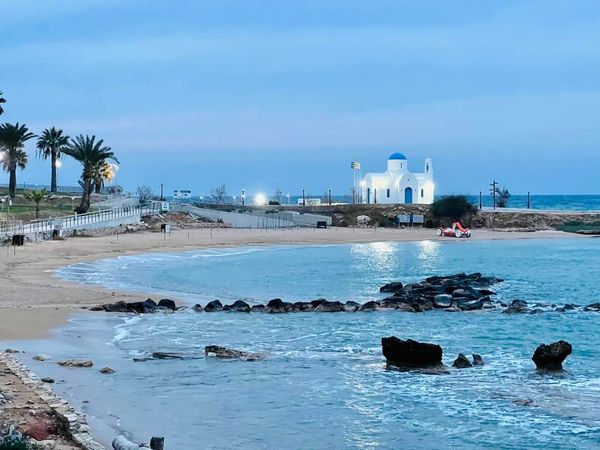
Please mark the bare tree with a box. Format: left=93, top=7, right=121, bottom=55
left=136, top=185, right=154, bottom=203
left=211, top=184, right=227, bottom=203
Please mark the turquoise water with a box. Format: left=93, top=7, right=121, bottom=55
left=17, top=239, right=600, bottom=449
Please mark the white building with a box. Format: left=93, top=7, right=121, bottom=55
left=360, top=153, right=434, bottom=204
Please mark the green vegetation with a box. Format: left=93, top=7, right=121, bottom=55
left=23, top=189, right=52, bottom=219
left=0, top=435, right=41, bottom=450
left=62, top=135, right=118, bottom=213
left=36, top=127, right=69, bottom=193
left=495, top=187, right=511, bottom=208
left=431, top=195, right=478, bottom=223
left=556, top=220, right=600, bottom=234
left=0, top=123, right=35, bottom=198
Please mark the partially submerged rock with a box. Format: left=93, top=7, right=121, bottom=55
left=33, top=355, right=48, bottom=362
left=204, top=300, right=223, bottom=312
left=314, top=300, right=344, bottom=312
left=266, top=298, right=292, bottom=313
left=381, top=337, right=443, bottom=369
left=99, top=367, right=116, bottom=374
left=157, top=298, right=177, bottom=311
left=225, top=300, right=251, bottom=313
left=41, top=377, right=55, bottom=384
left=532, top=340, right=572, bottom=371
left=452, top=353, right=473, bottom=369
left=204, top=345, right=265, bottom=361
left=58, top=359, right=93, bottom=368
left=472, top=354, right=485, bottom=366
left=503, top=299, right=529, bottom=314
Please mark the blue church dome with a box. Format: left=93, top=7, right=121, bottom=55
left=388, top=152, right=407, bottom=160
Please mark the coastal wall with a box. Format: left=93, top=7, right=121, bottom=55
left=274, top=204, right=600, bottom=230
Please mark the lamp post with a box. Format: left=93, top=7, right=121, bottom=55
left=233, top=195, right=236, bottom=205
left=328, top=188, right=332, bottom=206
left=241, top=189, right=246, bottom=206
left=302, top=188, right=305, bottom=206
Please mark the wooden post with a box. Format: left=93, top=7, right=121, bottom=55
left=150, top=437, right=165, bottom=450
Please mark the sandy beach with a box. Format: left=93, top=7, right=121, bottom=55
left=0, top=226, right=583, bottom=341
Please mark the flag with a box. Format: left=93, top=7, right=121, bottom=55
left=351, top=161, right=361, bottom=170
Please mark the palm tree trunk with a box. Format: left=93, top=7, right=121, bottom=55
left=8, top=168, right=17, bottom=199
left=35, top=203, right=40, bottom=219
left=77, top=177, right=92, bottom=213
left=51, top=152, right=58, bottom=193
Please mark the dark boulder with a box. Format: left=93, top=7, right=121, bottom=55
left=472, top=354, right=485, bottom=366
left=314, top=301, right=344, bottom=312
left=379, top=282, right=404, bottom=294
left=227, top=300, right=251, bottom=313
left=193, top=304, right=203, bottom=312
left=344, top=301, right=360, bottom=312
left=452, top=353, right=472, bottom=369
left=433, top=294, right=453, bottom=308
left=359, top=301, right=379, bottom=311
left=204, top=300, right=223, bottom=312
left=503, top=299, right=529, bottom=314
left=584, top=302, right=600, bottom=312
left=532, top=340, right=572, bottom=371
left=266, top=298, right=292, bottom=313
left=250, top=304, right=266, bottom=312
left=127, top=298, right=157, bottom=314
left=101, top=301, right=129, bottom=313
left=204, top=345, right=265, bottom=361
left=293, top=301, right=314, bottom=312
left=455, top=298, right=486, bottom=311
left=381, top=337, right=443, bottom=368
left=157, top=299, right=177, bottom=311
left=310, top=298, right=327, bottom=308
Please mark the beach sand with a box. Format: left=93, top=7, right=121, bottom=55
left=0, top=226, right=582, bottom=341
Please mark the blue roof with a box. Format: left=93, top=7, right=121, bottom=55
left=388, top=152, right=407, bottom=160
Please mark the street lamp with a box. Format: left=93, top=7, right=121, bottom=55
left=241, top=189, right=246, bottom=206
left=302, top=188, right=305, bottom=206
left=233, top=195, right=236, bottom=205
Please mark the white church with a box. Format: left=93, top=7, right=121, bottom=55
left=359, top=152, right=435, bottom=205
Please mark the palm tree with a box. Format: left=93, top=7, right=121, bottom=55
left=0, top=123, right=35, bottom=198
left=62, top=134, right=118, bottom=213
left=0, top=91, right=6, bottom=115
left=24, top=189, right=51, bottom=219
left=36, top=127, right=69, bottom=193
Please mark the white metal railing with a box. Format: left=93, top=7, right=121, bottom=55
left=1, top=205, right=153, bottom=238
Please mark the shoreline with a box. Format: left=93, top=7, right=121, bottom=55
left=0, top=226, right=585, bottom=341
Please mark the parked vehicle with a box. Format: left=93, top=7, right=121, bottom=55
left=436, top=221, right=472, bottom=238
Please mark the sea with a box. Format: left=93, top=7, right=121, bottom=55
left=10, top=239, right=600, bottom=449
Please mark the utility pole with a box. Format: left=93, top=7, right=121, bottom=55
left=489, top=180, right=498, bottom=209
left=527, top=192, right=531, bottom=209
left=479, top=191, right=483, bottom=210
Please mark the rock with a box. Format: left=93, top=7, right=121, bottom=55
left=250, top=304, right=265, bottom=312
left=204, top=300, right=223, bottom=312
left=58, top=359, right=93, bottom=368
left=513, top=398, right=535, bottom=407
left=41, top=377, right=55, bottom=383
left=101, top=301, right=129, bottom=312
left=433, top=294, right=453, bottom=307
left=359, top=301, right=379, bottom=312
left=310, top=298, right=327, bottom=308
left=456, top=298, right=486, bottom=311
left=584, top=302, right=600, bottom=312
left=379, top=282, right=404, bottom=294
left=99, top=367, right=116, bottom=374
left=503, top=299, right=529, bottom=314
left=452, top=353, right=472, bottom=369
left=293, top=301, right=314, bottom=312
left=532, top=340, right=572, bottom=371
left=126, top=298, right=157, bottom=314
left=4, top=348, right=20, bottom=353
left=33, top=355, right=48, bottom=362
left=344, top=301, right=360, bottom=312
left=204, top=345, right=265, bottom=361
left=472, top=354, right=485, bottom=366
left=381, top=337, right=443, bottom=368
left=151, top=352, right=187, bottom=360
left=157, top=299, right=177, bottom=311
left=266, top=298, right=292, bottom=313
left=227, top=300, right=251, bottom=313
left=314, top=301, right=344, bottom=312
left=193, top=304, right=203, bottom=312
left=356, top=215, right=371, bottom=226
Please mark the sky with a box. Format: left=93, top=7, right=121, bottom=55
left=1, top=0, right=600, bottom=197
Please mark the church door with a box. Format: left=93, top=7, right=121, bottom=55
left=404, top=187, right=413, bottom=204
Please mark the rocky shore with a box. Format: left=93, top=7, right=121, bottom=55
left=92, top=272, right=600, bottom=315
left=0, top=351, right=104, bottom=450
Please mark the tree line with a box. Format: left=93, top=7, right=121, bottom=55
left=0, top=90, right=118, bottom=213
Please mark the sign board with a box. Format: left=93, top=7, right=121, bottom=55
left=174, top=189, right=192, bottom=199
left=397, top=214, right=425, bottom=226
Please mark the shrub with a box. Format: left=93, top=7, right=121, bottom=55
left=431, top=195, right=477, bottom=223
left=0, top=435, right=41, bottom=450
